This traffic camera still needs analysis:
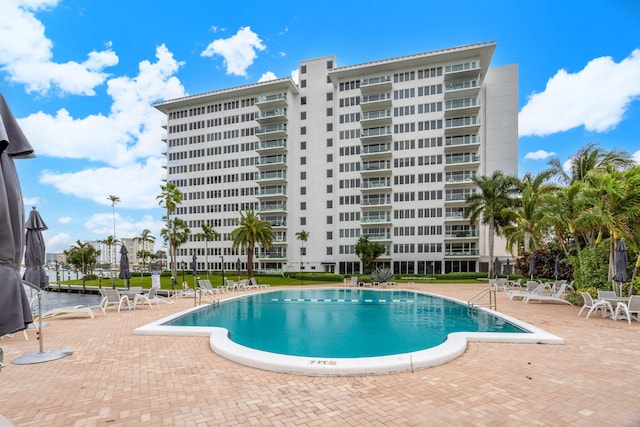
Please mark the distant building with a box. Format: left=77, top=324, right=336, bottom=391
left=155, top=41, right=518, bottom=275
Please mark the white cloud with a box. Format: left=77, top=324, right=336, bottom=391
left=18, top=44, right=185, bottom=167
left=23, top=196, right=40, bottom=207
left=519, top=49, right=640, bottom=137
left=258, top=71, right=277, bottom=82
left=83, top=213, right=164, bottom=243
left=46, top=232, right=75, bottom=253
left=290, top=69, right=299, bottom=85
left=39, top=157, right=165, bottom=210
left=633, top=150, right=640, bottom=165
left=59, top=216, right=72, bottom=224
left=0, top=0, right=118, bottom=95
left=524, top=150, right=556, bottom=160
left=201, top=26, right=265, bottom=77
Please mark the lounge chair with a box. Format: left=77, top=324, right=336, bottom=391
left=99, top=288, right=131, bottom=314
left=198, top=279, right=223, bottom=296
left=39, top=305, right=95, bottom=319
left=133, top=288, right=157, bottom=309
left=347, top=276, right=358, bottom=287
left=508, top=282, right=546, bottom=301
left=578, top=292, right=613, bottom=318
left=613, top=295, right=640, bottom=324
left=524, top=282, right=572, bottom=304
left=248, top=277, right=269, bottom=289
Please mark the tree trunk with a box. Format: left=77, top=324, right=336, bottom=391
left=488, top=218, right=495, bottom=279
left=247, top=247, right=254, bottom=278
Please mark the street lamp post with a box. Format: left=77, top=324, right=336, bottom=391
left=221, top=255, right=225, bottom=288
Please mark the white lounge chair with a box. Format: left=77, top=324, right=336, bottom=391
left=508, top=282, right=546, bottom=301
left=578, top=292, right=613, bottom=318
left=99, top=288, right=131, bottom=314
left=133, top=288, right=156, bottom=309
left=248, top=277, right=269, bottom=289
left=347, top=276, right=358, bottom=287
left=524, top=282, right=572, bottom=304
left=613, top=295, right=640, bottom=324
left=39, top=305, right=94, bottom=319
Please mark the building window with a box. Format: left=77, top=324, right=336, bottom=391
left=327, top=60, right=333, bottom=69
left=301, top=217, right=306, bottom=226
left=301, top=247, right=307, bottom=256
left=301, top=65, right=307, bottom=74
left=327, top=231, right=333, bottom=240
left=301, top=186, right=306, bottom=195
left=301, top=202, right=306, bottom=210
left=301, top=111, right=306, bottom=120
left=327, top=138, right=333, bottom=147
left=326, top=123, right=333, bottom=131
left=301, top=141, right=306, bottom=150
left=301, top=126, right=306, bottom=135
left=301, top=156, right=306, bottom=165
left=301, top=96, right=306, bottom=105
left=327, top=185, right=333, bottom=193
left=326, top=92, right=333, bottom=101
left=327, top=216, right=333, bottom=224
left=300, top=171, right=306, bottom=180
left=326, top=247, right=333, bottom=255
left=327, top=108, right=333, bottom=116
left=327, top=169, right=333, bottom=178
left=301, top=79, right=306, bottom=88
left=327, top=153, right=333, bottom=162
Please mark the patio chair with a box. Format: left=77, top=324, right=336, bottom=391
left=133, top=287, right=156, bottom=309
left=577, top=292, right=613, bottom=319
left=99, top=288, right=131, bottom=315
left=248, top=277, right=269, bottom=289
left=523, top=282, right=572, bottom=304
left=597, top=290, right=617, bottom=299
left=348, top=276, right=358, bottom=287
left=613, top=295, right=640, bottom=324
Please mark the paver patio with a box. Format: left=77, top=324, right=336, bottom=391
left=1, top=283, right=639, bottom=426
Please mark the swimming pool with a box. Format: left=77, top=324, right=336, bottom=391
left=135, top=288, right=563, bottom=375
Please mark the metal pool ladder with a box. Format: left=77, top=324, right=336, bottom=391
left=468, top=287, right=497, bottom=311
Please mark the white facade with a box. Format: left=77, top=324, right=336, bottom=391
left=155, top=41, right=518, bottom=276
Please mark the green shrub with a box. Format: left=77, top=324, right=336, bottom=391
left=371, top=267, right=395, bottom=282
left=570, top=239, right=610, bottom=290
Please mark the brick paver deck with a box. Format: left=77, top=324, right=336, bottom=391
left=1, top=283, right=639, bottom=426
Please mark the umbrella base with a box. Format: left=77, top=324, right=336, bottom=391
left=12, top=348, right=73, bottom=365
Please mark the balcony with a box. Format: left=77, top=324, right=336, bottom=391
left=256, top=139, right=287, bottom=154
left=360, top=109, right=392, bottom=127
left=444, top=249, right=479, bottom=257
left=259, top=202, right=287, bottom=213
left=444, top=79, right=481, bottom=100
left=360, top=160, right=392, bottom=176
left=444, top=230, right=479, bottom=239
left=361, top=195, right=392, bottom=208
left=445, top=116, right=480, bottom=135
left=360, top=75, right=392, bottom=92
left=256, top=123, right=287, bottom=139
left=445, top=190, right=475, bottom=203
left=256, top=155, right=287, bottom=170
left=360, top=126, right=392, bottom=143
left=445, top=97, right=480, bottom=117
left=361, top=143, right=392, bottom=160
left=364, top=232, right=392, bottom=242
left=444, top=60, right=481, bottom=81
left=255, top=108, right=287, bottom=124
left=255, top=93, right=287, bottom=108
left=360, top=214, right=392, bottom=225
left=256, top=170, right=287, bottom=183
left=260, top=215, right=287, bottom=228
left=361, top=178, right=392, bottom=191
left=257, top=251, right=287, bottom=260
left=256, top=185, right=287, bottom=199
left=360, top=92, right=392, bottom=110
left=445, top=172, right=477, bottom=185
left=445, top=134, right=481, bottom=152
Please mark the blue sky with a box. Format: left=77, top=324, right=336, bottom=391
left=1, top=0, right=639, bottom=254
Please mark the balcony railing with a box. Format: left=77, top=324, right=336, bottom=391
left=445, top=135, right=480, bottom=147
left=445, top=249, right=479, bottom=256
left=445, top=80, right=479, bottom=92
left=256, top=93, right=286, bottom=104
left=257, top=124, right=287, bottom=135
left=445, top=116, right=479, bottom=129
left=445, top=230, right=479, bottom=238
left=361, top=144, right=391, bottom=155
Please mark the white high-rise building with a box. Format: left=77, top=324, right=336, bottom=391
left=155, top=41, right=518, bottom=276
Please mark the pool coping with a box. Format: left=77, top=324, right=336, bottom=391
left=134, top=288, right=564, bottom=376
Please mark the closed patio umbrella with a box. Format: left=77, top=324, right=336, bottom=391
left=613, top=239, right=628, bottom=296
left=119, top=245, right=132, bottom=288
left=0, top=93, right=35, bottom=337
left=529, top=253, right=536, bottom=279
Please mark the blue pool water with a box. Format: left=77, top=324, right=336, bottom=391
left=164, top=289, right=525, bottom=358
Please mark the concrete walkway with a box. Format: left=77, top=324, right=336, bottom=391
left=1, top=283, right=639, bottom=426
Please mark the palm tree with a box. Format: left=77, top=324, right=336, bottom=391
left=157, top=183, right=183, bottom=286
left=194, top=222, right=220, bottom=279
left=107, top=195, right=120, bottom=279
left=295, top=230, right=309, bottom=284
left=465, top=171, right=521, bottom=279
left=229, top=210, right=273, bottom=279
left=502, top=170, right=557, bottom=254
left=160, top=217, right=190, bottom=282
left=134, top=229, right=156, bottom=282
left=548, top=142, right=635, bottom=185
